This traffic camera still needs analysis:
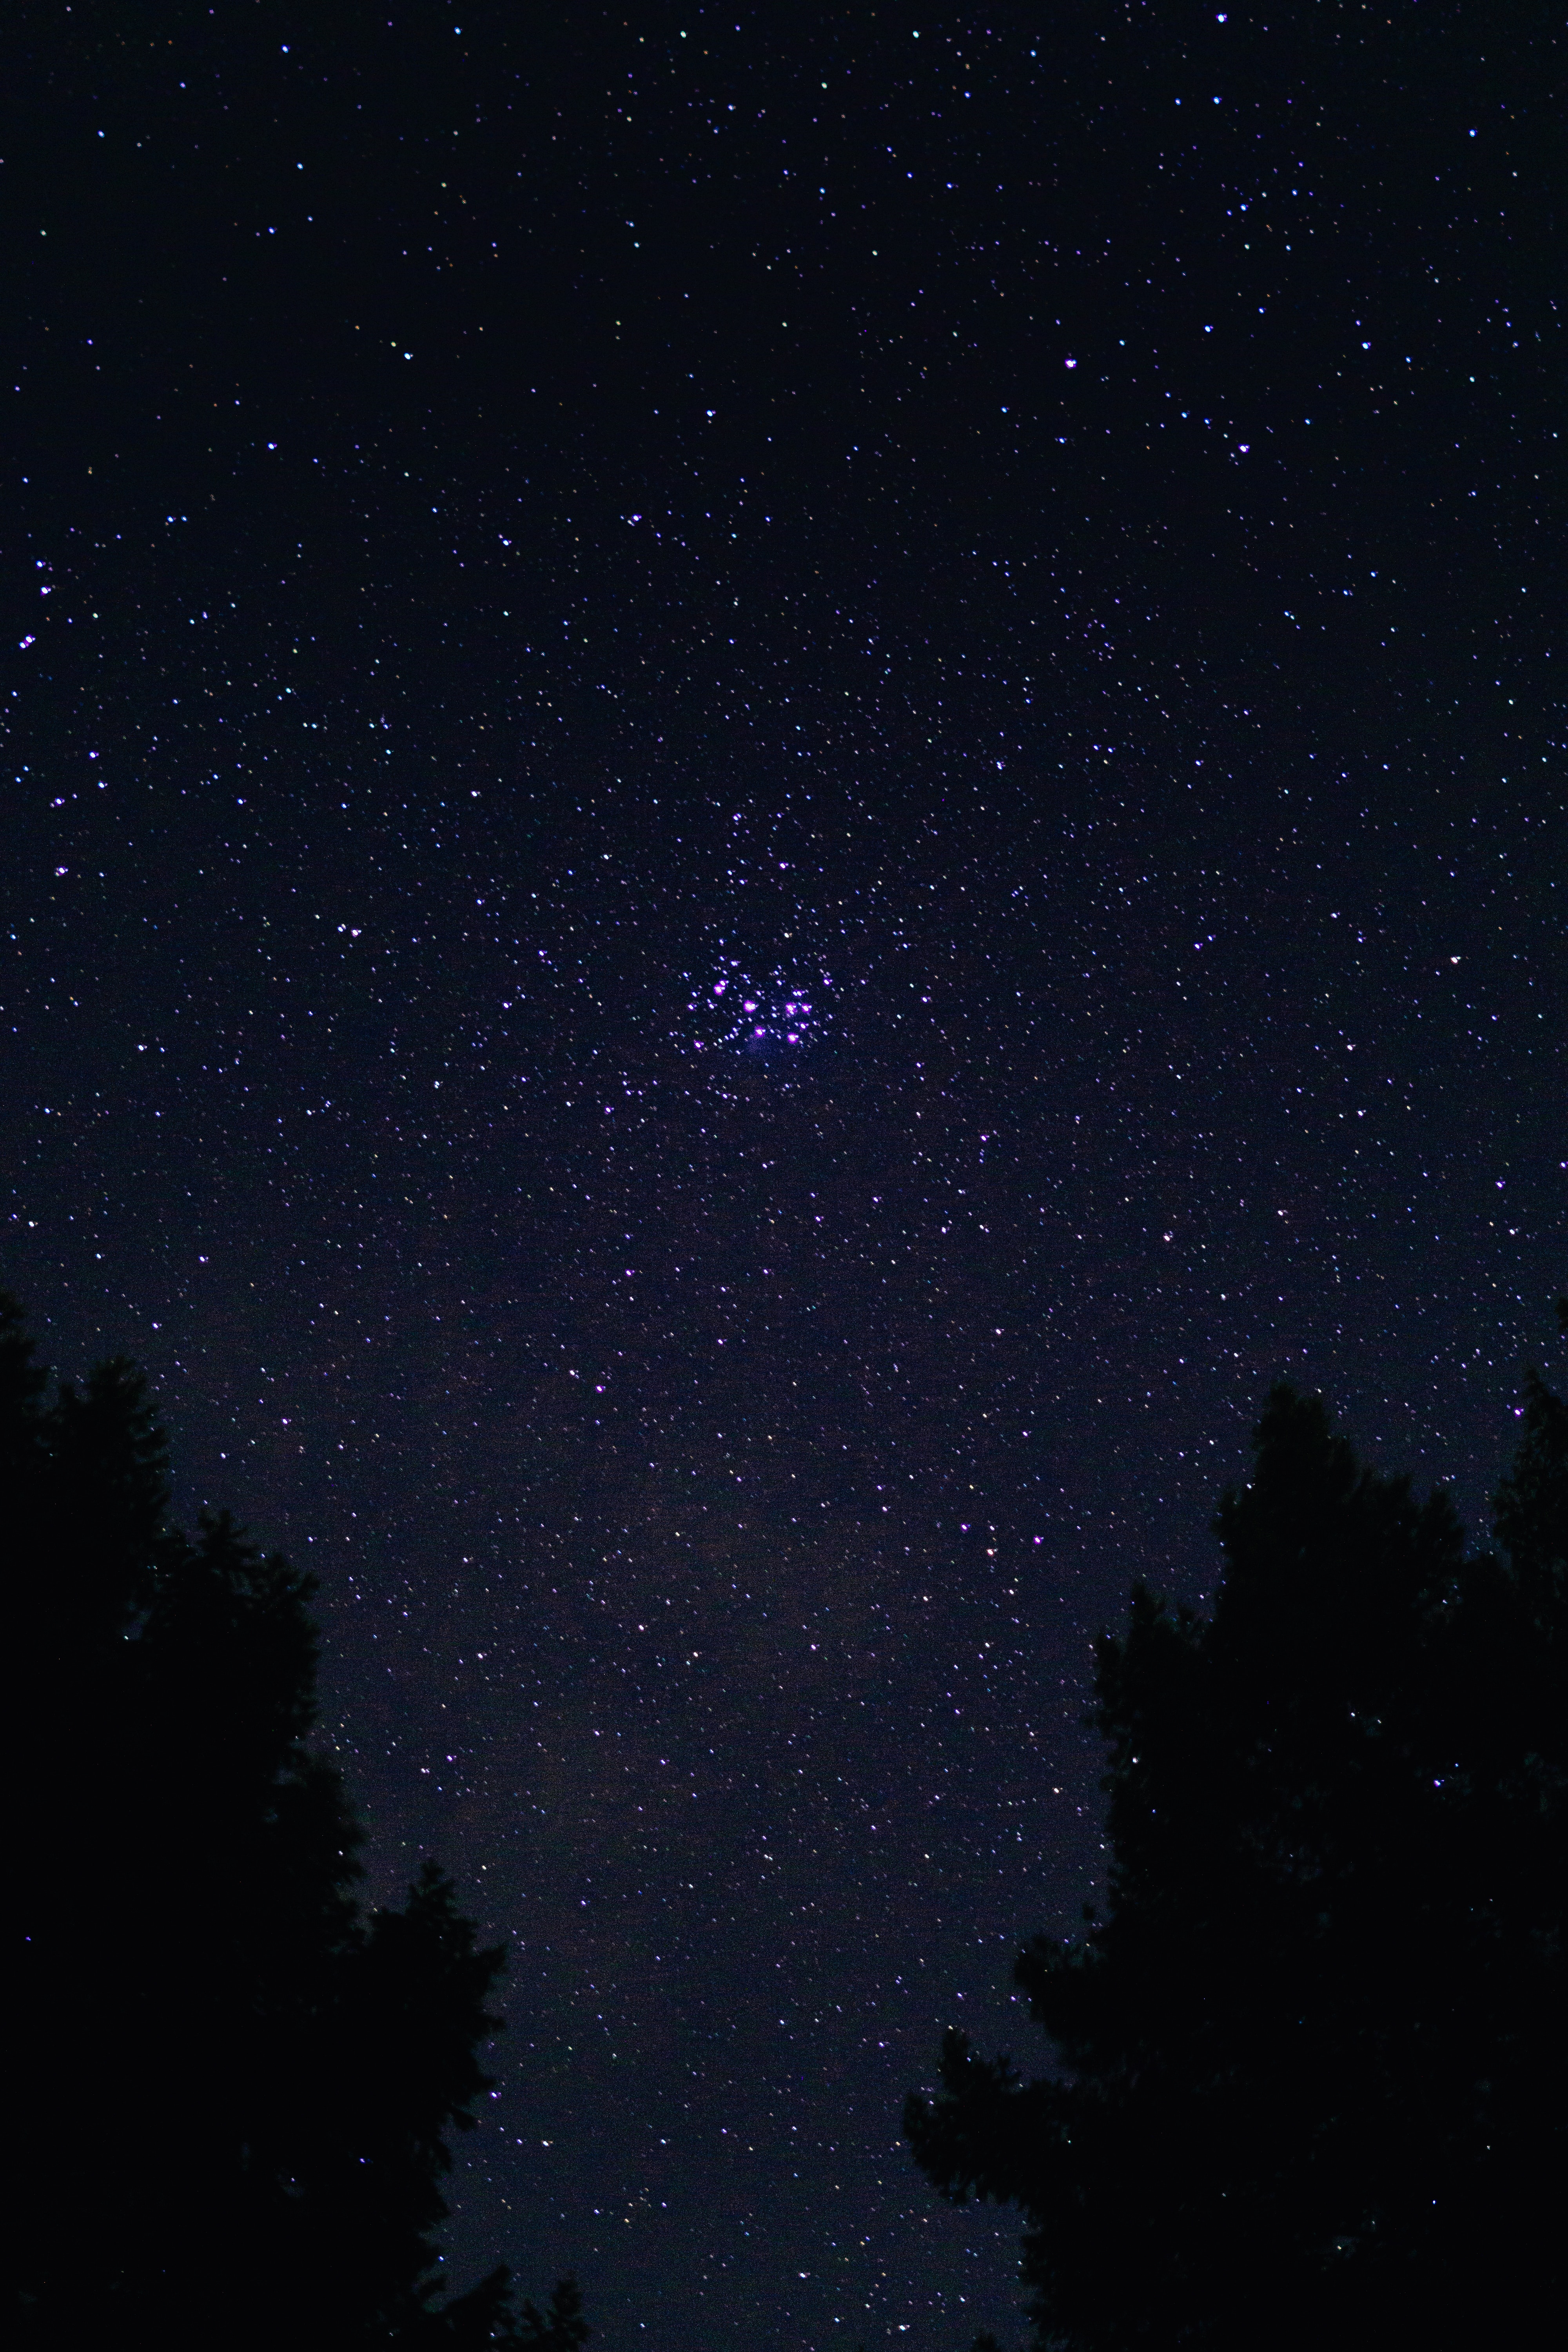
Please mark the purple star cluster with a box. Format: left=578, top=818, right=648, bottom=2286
left=689, top=961, right=832, bottom=1057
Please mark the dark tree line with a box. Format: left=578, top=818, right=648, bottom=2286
left=14, top=1278, right=1564, bottom=2352
left=7, top=1294, right=585, bottom=2352
left=907, top=1309, right=1566, bottom=2352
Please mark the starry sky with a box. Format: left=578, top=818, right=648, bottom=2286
left=5, top=5, right=1564, bottom=2348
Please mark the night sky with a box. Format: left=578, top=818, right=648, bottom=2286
left=5, top=5, right=1564, bottom=2348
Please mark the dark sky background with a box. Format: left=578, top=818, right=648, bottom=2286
left=5, top=4, right=1564, bottom=2347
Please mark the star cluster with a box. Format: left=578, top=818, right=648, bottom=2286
left=688, top=959, right=833, bottom=1057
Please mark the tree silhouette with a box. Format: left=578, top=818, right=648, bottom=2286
left=907, top=1315, right=1566, bottom=2352
left=7, top=1295, right=585, bottom=2352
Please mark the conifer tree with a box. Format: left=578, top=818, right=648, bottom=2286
left=7, top=1294, right=586, bottom=2352
left=908, top=1312, right=1567, bottom=2352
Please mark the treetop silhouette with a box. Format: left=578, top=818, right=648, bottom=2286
left=7, top=1292, right=585, bottom=2352
left=908, top=1312, right=1566, bottom=2352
